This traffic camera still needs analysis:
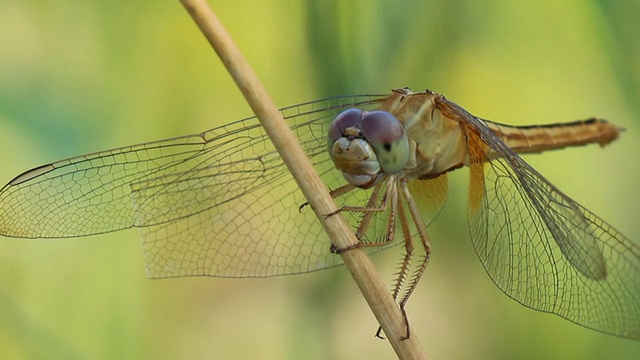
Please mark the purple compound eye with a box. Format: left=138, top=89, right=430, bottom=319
left=359, top=111, right=409, bottom=174
left=328, top=108, right=362, bottom=145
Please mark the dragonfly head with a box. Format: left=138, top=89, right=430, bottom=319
left=328, top=108, right=409, bottom=188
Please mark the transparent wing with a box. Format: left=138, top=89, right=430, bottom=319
left=435, top=96, right=640, bottom=339
left=0, top=94, right=396, bottom=278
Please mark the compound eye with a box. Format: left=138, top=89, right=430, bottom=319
left=328, top=108, right=362, bottom=145
left=360, top=111, right=409, bottom=174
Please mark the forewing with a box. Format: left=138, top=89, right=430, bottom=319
left=436, top=96, right=640, bottom=340
left=0, top=94, right=389, bottom=278
left=0, top=137, right=207, bottom=238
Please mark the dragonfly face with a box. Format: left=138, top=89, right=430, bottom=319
left=328, top=108, right=409, bottom=188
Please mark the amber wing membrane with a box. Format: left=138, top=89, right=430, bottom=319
left=0, top=94, right=407, bottom=278
left=435, top=97, right=640, bottom=340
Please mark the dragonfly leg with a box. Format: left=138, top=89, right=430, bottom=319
left=376, top=193, right=415, bottom=340
left=399, top=179, right=432, bottom=307
left=350, top=178, right=397, bottom=244
left=329, top=183, right=357, bottom=198
left=320, top=182, right=382, bottom=220
left=375, top=305, right=412, bottom=340
left=390, top=191, right=414, bottom=301
left=298, top=183, right=357, bottom=212
left=329, top=177, right=398, bottom=254
left=329, top=242, right=360, bottom=254
left=381, top=178, right=432, bottom=340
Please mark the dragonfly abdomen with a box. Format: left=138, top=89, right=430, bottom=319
left=484, top=118, right=621, bottom=155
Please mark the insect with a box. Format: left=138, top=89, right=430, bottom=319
left=1, top=87, right=638, bottom=340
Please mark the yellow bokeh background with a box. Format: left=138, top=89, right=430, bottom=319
left=0, top=1, right=639, bottom=359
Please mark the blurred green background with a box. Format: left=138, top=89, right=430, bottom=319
left=0, top=1, right=639, bottom=359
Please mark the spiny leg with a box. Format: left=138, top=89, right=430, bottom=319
left=324, top=177, right=417, bottom=339
left=300, top=181, right=391, bottom=253
left=376, top=190, right=415, bottom=339
left=298, top=183, right=357, bottom=212
left=329, top=177, right=399, bottom=253
left=397, top=178, right=432, bottom=311
left=379, top=179, right=398, bottom=246
left=390, top=195, right=414, bottom=302
left=351, top=180, right=387, bottom=240
left=329, top=183, right=357, bottom=199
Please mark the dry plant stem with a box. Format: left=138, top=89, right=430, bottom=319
left=179, top=1, right=427, bottom=359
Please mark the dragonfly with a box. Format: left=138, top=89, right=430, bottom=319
left=0, top=88, right=638, bottom=340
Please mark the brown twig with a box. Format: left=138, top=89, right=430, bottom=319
left=178, top=1, right=427, bottom=358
